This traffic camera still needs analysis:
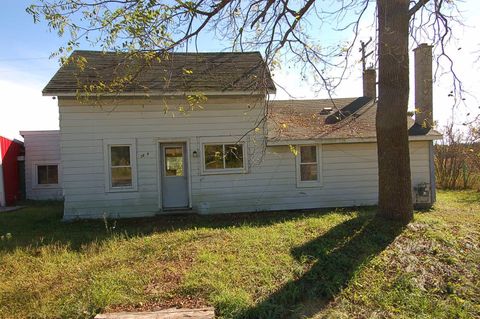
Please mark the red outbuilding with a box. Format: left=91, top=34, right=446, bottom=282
left=0, top=136, right=24, bottom=206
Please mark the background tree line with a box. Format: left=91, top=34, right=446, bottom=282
left=435, top=118, right=480, bottom=190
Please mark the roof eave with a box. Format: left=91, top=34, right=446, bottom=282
left=42, top=89, right=274, bottom=97
left=266, top=134, right=442, bottom=146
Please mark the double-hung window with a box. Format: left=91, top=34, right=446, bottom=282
left=296, top=145, right=322, bottom=187
left=104, top=139, right=137, bottom=192
left=110, top=146, right=132, bottom=187
left=202, top=142, right=246, bottom=174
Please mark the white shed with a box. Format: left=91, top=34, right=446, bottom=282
left=20, top=130, right=63, bottom=200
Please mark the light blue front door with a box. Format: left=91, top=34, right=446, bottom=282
left=160, top=143, right=189, bottom=209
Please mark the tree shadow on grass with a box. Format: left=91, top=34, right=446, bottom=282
left=0, top=201, right=378, bottom=253
left=238, top=214, right=405, bottom=319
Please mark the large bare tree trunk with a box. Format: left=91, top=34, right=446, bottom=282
left=376, top=0, right=413, bottom=223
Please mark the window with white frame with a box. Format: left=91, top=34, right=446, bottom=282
left=35, top=164, right=59, bottom=186
left=203, top=143, right=245, bottom=173
left=296, top=145, right=322, bottom=187
left=104, top=139, right=137, bottom=191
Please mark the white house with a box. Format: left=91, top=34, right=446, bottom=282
left=20, top=130, right=63, bottom=200
left=39, top=45, right=440, bottom=219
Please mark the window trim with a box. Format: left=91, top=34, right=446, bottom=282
left=32, top=161, right=61, bottom=189
left=103, top=139, right=138, bottom=192
left=200, top=141, right=247, bottom=175
left=295, top=144, right=323, bottom=188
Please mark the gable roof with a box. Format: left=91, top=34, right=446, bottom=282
left=43, top=51, right=276, bottom=96
left=267, top=97, right=442, bottom=143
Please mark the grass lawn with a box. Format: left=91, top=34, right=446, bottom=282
left=0, top=191, right=479, bottom=319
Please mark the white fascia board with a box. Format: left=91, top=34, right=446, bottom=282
left=43, top=89, right=274, bottom=97
left=267, top=134, right=442, bottom=146
left=20, top=130, right=60, bottom=137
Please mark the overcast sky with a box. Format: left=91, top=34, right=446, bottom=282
left=0, top=0, right=479, bottom=140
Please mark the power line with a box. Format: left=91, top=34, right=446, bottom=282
left=0, top=68, right=57, bottom=75
left=0, top=57, right=50, bottom=61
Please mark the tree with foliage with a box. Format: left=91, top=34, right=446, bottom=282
left=27, top=0, right=462, bottom=223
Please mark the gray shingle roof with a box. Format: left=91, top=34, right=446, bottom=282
left=43, top=50, right=276, bottom=95
left=267, top=98, right=442, bottom=142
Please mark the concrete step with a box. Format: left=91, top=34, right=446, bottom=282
left=94, top=307, right=215, bottom=319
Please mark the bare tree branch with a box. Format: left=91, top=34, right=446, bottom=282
left=409, top=0, right=431, bottom=17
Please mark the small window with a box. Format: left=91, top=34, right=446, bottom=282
left=296, top=145, right=322, bottom=187
left=37, top=165, right=59, bottom=185
left=203, top=143, right=245, bottom=173
left=110, top=145, right=132, bottom=188
left=104, top=139, right=137, bottom=192
left=300, top=146, right=317, bottom=181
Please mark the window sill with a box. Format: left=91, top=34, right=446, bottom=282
left=33, top=184, right=61, bottom=189
left=201, top=168, right=247, bottom=176
left=106, top=187, right=138, bottom=193
left=296, top=181, right=323, bottom=188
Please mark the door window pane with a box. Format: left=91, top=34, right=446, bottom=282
left=111, top=167, right=132, bottom=187
left=300, top=164, right=317, bottom=181
left=225, top=144, right=244, bottom=168
left=165, top=147, right=184, bottom=176
left=204, top=145, right=224, bottom=169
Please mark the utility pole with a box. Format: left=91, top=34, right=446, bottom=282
left=359, top=37, right=374, bottom=71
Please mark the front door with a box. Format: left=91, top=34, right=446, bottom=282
left=160, top=143, right=189, bottom=209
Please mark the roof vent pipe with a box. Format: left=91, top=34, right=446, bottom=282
left=363, top=68, right=376, bottom=99
left=414, top=43, right=434, bottom=129
left=319, top=107, right=333, bottom=115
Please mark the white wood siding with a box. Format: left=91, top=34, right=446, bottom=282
left=58, top=96, right=432, bottom=218
left=22, top=131, right=63, bottom=200
left=192, top=141, right=431, bottom=213
left=59, top=96, right=267, bottom=219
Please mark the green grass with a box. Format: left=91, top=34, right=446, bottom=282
left=0, top=191, right=478, bottom=319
